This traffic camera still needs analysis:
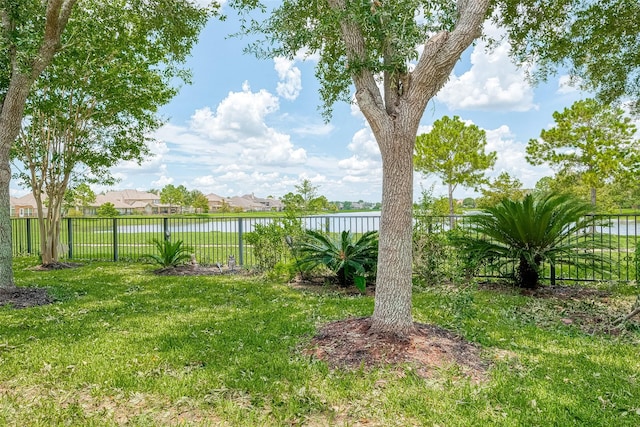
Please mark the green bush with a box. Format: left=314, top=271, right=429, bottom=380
left=454, top=193, right=612, bottom=289
left=146, top=238, right=193, bottom=268
left=296, top=229, right=378, bottom=291
left=413, top=218, right=456, bottom=286
left=412, top=187, right=472, bottom=287
left=245, top=218, right=303, bottom=272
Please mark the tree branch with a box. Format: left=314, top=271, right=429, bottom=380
left=326, top=0, right=390, bottom=130
left=411, top=0, right=489, bottom=105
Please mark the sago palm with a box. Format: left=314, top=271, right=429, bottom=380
left=147, top=238, right=193, bottom=268
left=455, top=193, right=610, bottom=289
left=296, top=230, right=378, bottom=291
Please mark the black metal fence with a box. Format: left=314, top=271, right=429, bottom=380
left=10, top=213, right=639, bottom=283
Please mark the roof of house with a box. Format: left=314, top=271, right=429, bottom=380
left=241, top=193, right=284, bottom=207
left=206, top=193, right=225, bottom=203
left=91, top=190, right=159, bottom=209
left=226, top=196, right=264, bottom=210
left=12, top=193, right=38, bottom=206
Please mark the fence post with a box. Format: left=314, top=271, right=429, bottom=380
left=238, top=217, right=244, bottom=266
left=26, top=218, right=32, bottom=254
left=67, top=218, right=73, bottom=259
left=163, top=217, right=170, bottom=241
left=550, top=264, right=556, bottom=286
left=112, top=218, right=119, bottom=262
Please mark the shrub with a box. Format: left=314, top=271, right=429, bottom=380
left=245, top=218, right=304, bottom=272
left=146, top=238, right=192, bottom=268
left=413, top=217, right=455, bottom=286
left=454, top=193, right=612, bottom=289
left=97, top=202, right=119, bottom=217
left=412, top=187, right=472, bottom=286
left=296, top=229, right=378, bottom=291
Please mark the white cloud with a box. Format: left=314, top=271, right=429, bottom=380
left=485, top=125, right=551, bottom=189
left=437, top=24, right=536, bottom=112
left=292, top=122, right=334, bottom=136
left=187, top=82, right=307, bottom=166
left=347, top=128, right=380, bottom=159
left=114, top=140, right=169, bottom=174
left=337, top=125, right=383, bottom=191
left=274, top=57, right=302, bottom=101
left=557, top=75, right=581, bottom=95
left=151, top=175, right=174, bottom=188
left=293, top=48, right=320, bottom=62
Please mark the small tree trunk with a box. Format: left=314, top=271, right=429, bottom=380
left=517, top=256, right=540, bottom=289
left=448, top=182, right=455, bottom=229
left=370, top=131, right=415, bottom=336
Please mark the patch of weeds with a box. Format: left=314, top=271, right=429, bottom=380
left=508, top=294, right=640, bottom=341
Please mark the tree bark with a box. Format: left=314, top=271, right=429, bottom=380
left=370, top=128, right=417, bottom=336
left=0, top=75, right=33, bottom=288
left=0, top=0, right=77, bottom=287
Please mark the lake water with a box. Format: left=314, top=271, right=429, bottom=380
left=115, top=212, right=638, bottom=237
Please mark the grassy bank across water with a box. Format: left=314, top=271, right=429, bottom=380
left=1, top=258, right=639, bottom=426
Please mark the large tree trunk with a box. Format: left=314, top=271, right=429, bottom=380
left=370, top=130, right=416, bottom=335
left=0, top=155, right=14, bottom=288
left=0, top=0, right=77, bottom=288
left=329, top=0, right=489, bottom=336
left=0, top=75, right=33, bottom=289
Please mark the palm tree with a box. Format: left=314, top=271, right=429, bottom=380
left=296, top=230, right=378, bottom=291
left=455, top=193, right=610, bottom=289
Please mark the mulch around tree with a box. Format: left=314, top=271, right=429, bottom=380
left=305, top=317, right=489, bottom=382
left=1, top=263, right=83, bottom=309
left=0, top=287, right=52, bottom=309
left=29, top=262, right=84, bottom=271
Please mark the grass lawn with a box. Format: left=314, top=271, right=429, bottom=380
left=1, top=258, right=639, bottom=426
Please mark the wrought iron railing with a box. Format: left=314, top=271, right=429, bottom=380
left=10, top=213, right=639, bottom=283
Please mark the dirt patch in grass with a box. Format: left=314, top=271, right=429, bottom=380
left=478, top=281, right=611, bottom=300
left=290, top=274, right=377, bottom=296
left=0, top=286, right=52, bottom=309
left=478, top=282, right=639, bottom=338
left=306, top=317, right=489, bottom=382
left=152, top=264, right=248, bottom=276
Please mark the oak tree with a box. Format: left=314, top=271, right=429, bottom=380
left=160, top=184, right=189, bottom=214
left=225, top=0, right=638, bottom=335
left=0, top=0, right=78, bottom=287
left=501, top=0, right=640, bottom=112
left=233, top=0, right=491, bottom=335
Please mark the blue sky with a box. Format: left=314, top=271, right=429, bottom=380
left=11, top=3, right=594, bottom=202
